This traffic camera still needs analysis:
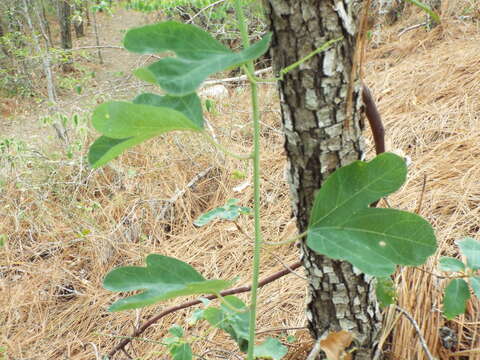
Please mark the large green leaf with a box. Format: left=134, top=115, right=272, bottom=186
left=92, top=101, right=201, bottom=139
left=439, top=256, right=465, bottom=272
left=470, top=276, right=480, bottom=299
left=88, top=92, right=204, bottom=168
left=124, top=21, right=271, bottom=95
left=254, top=338, right=288, bottom=360
left=170, top=343, right=192, bottom=360
left=443, top=278, right=470, bottom=319
left=88, top=134, right=155, bottom=168
left=88, top=95, right=203, bottom=167
left=307, top=153, right=436, bottom=277
left=457, top=237, right=480, bottom=270
left=104, top=254, right=232, bottom=311
left=133, top=92, right=204, bottom=128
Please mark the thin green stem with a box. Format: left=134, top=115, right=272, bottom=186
left=278, top=37, right=343, bottom=79
left=234, top=1, right=262, bottom=360
left=201, top=131, right=252, bottom=160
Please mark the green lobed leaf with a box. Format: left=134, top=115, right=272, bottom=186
left=194, top=199, right=252, bottom=227
left=169, top=325, right=184, bottom=337
left=170, top=343, right=192, bottom=360
left=133, top=67, right=157, bottom=84
left=439, top=257, right=466, bottom=272
left=443, top=279, right=470, bottom=319
left=470, top=277, right=480, bottom=299
left=92, top=101, right=201, bottom=139
left=188, top=308, right=204, bottom=325
left=104, top=254, right=232, bottom=311
left=133, top=92, right=204, bottom=129
left=307, top=153, right=437, bottom=277
left=123, top=21, right=271, bottom=95
left=375, top=277, right=396, bottom=308
left=163, top=336, right=180, bottom=346
left=88, top=135, right=155, bottom=168
left=457, top=237, right=480, bottom=270
left=254, top=338, right=288, bottom=360
left=88, top=93, right=204, bottom=168
left=203, top=296, right=250, bottom=352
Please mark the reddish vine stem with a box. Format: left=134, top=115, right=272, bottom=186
left=362, top=84, right=385, bottom=155
left=108, top=261, right=302, bottom=358
left=362, top=84, right=385, bottom=208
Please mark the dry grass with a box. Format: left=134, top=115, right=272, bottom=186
left=1, top=1, right=480, bottom=359
left=365, top=1, right=480, bottom=358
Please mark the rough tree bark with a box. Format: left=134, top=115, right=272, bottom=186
left=57, top=0, right=74, bottom=71
left=57, top=0, right=72, bottom=49
left=73, top=3, right=85, bottom=38
left=265, top=1, right=382, bottom=359
left=39, top=0, right=53, bottom=47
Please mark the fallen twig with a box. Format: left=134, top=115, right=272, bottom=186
left=398, top=22, right=428, bottom=36
left=156, top=166, right=215, bottom=222
left=202, top=67, right=272, bottom=86
left=306, top=339, right=322, bottom=360
left=395, top=306, right=436, bottom=360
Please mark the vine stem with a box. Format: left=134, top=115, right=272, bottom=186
left=233, top=1, right=262, bottom=359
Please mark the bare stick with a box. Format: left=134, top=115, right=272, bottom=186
left=91, top=9, right=103, bottom=64
left=306, top=339, right=322, bottom=360
left=186, top=0, right=227, bottom=24
left=398, top=22, right=428, bottom=37
left=156, top=167, right=214, bottom=222
left=202, top=67, right=272, bottom=86
left=395, top=306, right=435, bottom=360
left=108, top=261, right=302, bottom=357
left=67, top=45, right=124, bottom=51
left=415, top=174, right=427, bottom=214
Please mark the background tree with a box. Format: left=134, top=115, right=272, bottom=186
left=57, top=0, right=74, bottom=71
left=57, top=0, right=73, bottom=49
left=72, top=0, right=85, bottom=38
left=266, top=1, right=381, bottom=359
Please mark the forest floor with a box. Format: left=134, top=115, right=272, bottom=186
left=1, top=2, right=480, bottom=360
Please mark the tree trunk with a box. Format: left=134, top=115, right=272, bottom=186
left=265, top=1, right=382, bottom=359
left=0, top=19, right=9, bottom=57
left=39, top=0, right=53, bottom=47
left=57, top=0, right=72, bottom=49
left=91, top=8, right=103, bottom=64
left=73, top=2, right=85, bottom=38
left=84, top=0, right=91, bottom=26
left=22, top=0, right=68, bottom=143
left=57, top=0, right=74, bottom=71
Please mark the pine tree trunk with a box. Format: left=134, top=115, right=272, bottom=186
left=57, top=0, right=74, bottom=72
left=72, top=2, right=85, bottom=38
left=0, top=19, right=9, bottom=57
left=84, top=0, right=91, bottom=26
left=57, top=0, right=72, bottom=49
left=265, top=1, right=382, bottom=359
